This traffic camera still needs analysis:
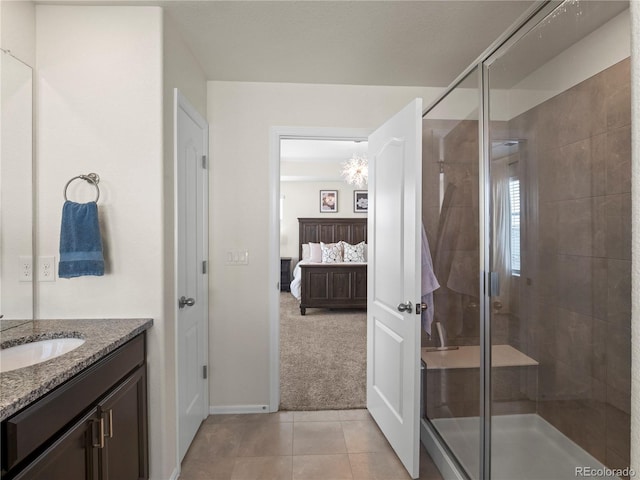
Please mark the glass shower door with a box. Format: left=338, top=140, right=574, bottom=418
left=486, top=1, right=631, bottom=478
left=422, top=67, right=481, bottom=480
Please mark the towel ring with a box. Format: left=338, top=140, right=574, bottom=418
left=64, top=173, right=100, bottom=202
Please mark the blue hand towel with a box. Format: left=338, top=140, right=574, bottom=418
left=58, top=200, right=104, bottom=278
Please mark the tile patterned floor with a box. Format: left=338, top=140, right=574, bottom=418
left=180, top=409, right=444, bottom=480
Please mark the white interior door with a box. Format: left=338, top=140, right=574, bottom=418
left=367, top=98, right=422, bottom=479
left=176, top=90, right=209, bottom=461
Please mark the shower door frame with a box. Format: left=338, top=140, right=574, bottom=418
left=419, top=2, right=565, bottom=479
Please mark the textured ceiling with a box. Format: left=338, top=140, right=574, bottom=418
left=163, top=0, right=538, bottom=87
left=37, top=1, right=628, bottom=88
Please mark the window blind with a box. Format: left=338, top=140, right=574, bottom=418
left=509, top=177, right=521, bottom=275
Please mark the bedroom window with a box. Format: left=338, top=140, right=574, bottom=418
left=509, top=176, right=520, bottom=275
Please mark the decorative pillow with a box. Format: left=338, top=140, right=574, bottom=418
left=309, top=242, right=322, bottom=263
left=301, top=243, right=310, bottom=261
left=342, top=241, right=366, bottom=263
left=321, top=242, right=343, bottom=263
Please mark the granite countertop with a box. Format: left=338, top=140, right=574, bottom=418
left=0, top=318, right=153, bottom=421
left=0, top=320, right=32, bottom=331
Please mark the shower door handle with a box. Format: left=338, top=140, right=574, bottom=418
left=397, top=301, right=413, bottom=313
left=489, top=271, right=500, bottom=297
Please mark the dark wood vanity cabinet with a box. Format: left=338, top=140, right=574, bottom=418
left=97, top=366, right=147, bottom=480
left=1, top=334, right=148, bottom=480
left=11, top=408, right=100, bottom=480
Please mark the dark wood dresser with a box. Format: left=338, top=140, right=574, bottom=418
left=280, top=257, right=292, bottom=292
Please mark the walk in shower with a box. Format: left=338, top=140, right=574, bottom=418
left=421, top=1, right=631, bottom=479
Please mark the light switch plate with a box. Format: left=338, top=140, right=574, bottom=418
left=226, top=250, right=249, bottom=265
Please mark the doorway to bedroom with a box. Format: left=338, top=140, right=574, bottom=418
left=277, top=136, right=369, bottom=411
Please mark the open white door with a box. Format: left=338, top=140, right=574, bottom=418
left=175, top=90, right=209, bottom=461
left=367, top=98, right=422, bottom=479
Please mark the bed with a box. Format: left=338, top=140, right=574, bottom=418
left=292, top=218, right=368, bottom=315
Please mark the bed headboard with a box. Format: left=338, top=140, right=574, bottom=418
left=298, top=217, right=368, bottom=260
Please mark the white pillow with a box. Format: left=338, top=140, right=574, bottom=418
left=321, top=242, right=343, bottom=263
left=342, top=241, right=366, bottom=263
left=301, top=243, right=311, bottom=261
left=309, top=242, right=322, bottom=263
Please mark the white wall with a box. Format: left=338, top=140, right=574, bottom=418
left=163, top=14, right=207, bottom=121
left=280, top=180, right=367, bottom=260
left=0, top=0, right=35, bottom=67
left=207, top=81, right=441, bottom=409
left=629, top=0, right=639, bottom=472
left=35, top=6, right=170, bottom=479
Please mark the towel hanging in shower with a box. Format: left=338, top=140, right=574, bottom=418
left=421, top=223, right=440, bottom=335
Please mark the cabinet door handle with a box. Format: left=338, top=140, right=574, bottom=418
left=92, top=417, right=105, bottom=449
left=106, top=409, right=114, bottom=438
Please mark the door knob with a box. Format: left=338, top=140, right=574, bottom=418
left=397, top=301, right=413, bottom=313
left=179, top=296, right=195, bottom=309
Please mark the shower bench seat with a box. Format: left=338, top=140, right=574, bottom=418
left=421, top=344, right=538, bottom=370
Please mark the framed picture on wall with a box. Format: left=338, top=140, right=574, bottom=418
left=320, top=190, right=338, bottom=213
left=354, top=190, right=368, bottom=213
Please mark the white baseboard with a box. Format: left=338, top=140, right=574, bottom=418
left=209, top=405, right=269, bottom=415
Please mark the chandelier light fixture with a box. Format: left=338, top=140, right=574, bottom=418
left=341, top=154, right=368, bottom=188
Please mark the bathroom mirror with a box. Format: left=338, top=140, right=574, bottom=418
left=0, top=50, right=34, bottom=322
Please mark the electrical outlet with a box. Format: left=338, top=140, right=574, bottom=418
left=19, top=256, right=32, bottom=282
left=39, top=256, right=56, bottom=282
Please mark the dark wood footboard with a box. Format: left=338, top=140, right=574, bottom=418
left=299, top=263, right=367, bottom=315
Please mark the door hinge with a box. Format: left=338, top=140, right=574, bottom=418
left=202, top=155, right=208, bottom=169
left=202, top=260, right=208, bottom=274
left=203, top=365, right=208, bottom=379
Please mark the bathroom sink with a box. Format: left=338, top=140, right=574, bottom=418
left=0, top=337, right=85, bottom=373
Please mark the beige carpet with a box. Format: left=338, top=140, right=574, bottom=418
left=279, top=292, right=366, bottom=411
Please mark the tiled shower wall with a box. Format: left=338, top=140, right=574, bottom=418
left=511, top=57, right=631, bottom=468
